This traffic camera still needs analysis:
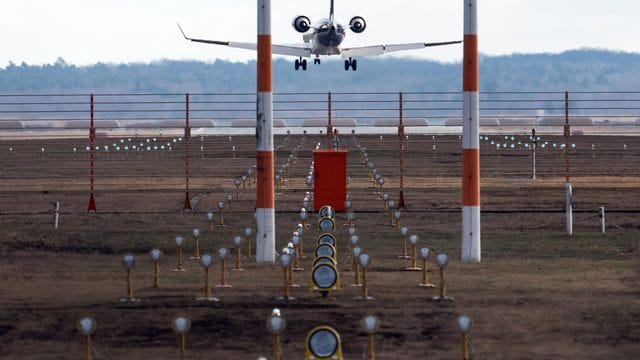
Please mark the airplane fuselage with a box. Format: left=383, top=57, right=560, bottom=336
left=311, top=22, right=345, bottom=56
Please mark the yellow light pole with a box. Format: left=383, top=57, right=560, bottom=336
left=77, top=316, right=96, bottom=360
left=206, top=212, right=214, bottom=230
left=405, top=235, right=422, bottom=271
left=120, top=253, right=139, bottom=302
left=232, top=236, right=244, bottom=271
left=276, top=253, right=294, bottom=301
left=216, top=247, right=232, bottom=287
left=190, top=227, right=201, bottom=260
left=361, top=315, right=380, bottom=360
left=351, top=247, right=362, bottom=287
left=418, top=247, right=435, bottom=288
left=432, top=253, right=454, bottom=302
left=173, top=236, right=186, bottom=272
left=457, top=315, right=472, bottom=360
left=197, top=254, right=218, bottom=301
left=217, top=201, right=225, bottom=226
left=266, top=309, right=286, bottom=360
left=244, top=227, right=253, bottom=258
left=356, top=252, right=374, bottom=300
left=149, top=248, right=162, bottom=288
left=171, top=316, right=191, bottom=360
left=399, top=227, right=410, bottom=259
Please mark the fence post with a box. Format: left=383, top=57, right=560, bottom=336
left=599, top=207, right=605, bottom=234
left=398, top=92, right=406, bottom=208
left=327, top=92, right=333, bottom=149
left=53, top=201, right=60, bottom=229
left=565, top=182, right=573, bottom=235
left=183, top=93, right=192, bottom=210
left=564, top=91, right=571, bottom=182
left=87, top=94, right=97, bottom=212
left=531, top=128, right=537, bottom=180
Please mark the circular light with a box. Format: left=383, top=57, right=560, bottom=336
left=77, top=316, right=96, bottom=336
left=308, top=328, right=339, bottom=358
left=319, top=205, right=336, bottom=219
left=318, top=218, right=335, bottom=232
left=312, top=264, right=338, bottom=289
left=296, top=225, right=304, bottom=235
left=457, top=315, right=472, bottom=333
left=233, top=236, right=243, bottom=247
left=226, top=194, right=233, bottom=201
left=313, top=256, right=336, bottom=267
left=409, top=234, right=419, bottom=245
left=217, top=201, right=225, bottom=210
left=361, top=315, right=380, bottom=334
left=350, top=235, right=359, bottom=245
left=388, top=200, right=395, bottom=209
left=218, top=247, right=229, bottom=259
left=192, top=228, right=200, bottom=238
left=344, top=200, right=352, bottom=209
left=172, top=316, right=191, bottom=335
left=347, top=211, right=355, bottom=221
left=317, top=234, right=336, bottom=246
left=418, top=247, right=430, bottom=260
left=266, top=315, right=286, bottom=334
left=400, top=226, right=408, bottom=236
left=383, top=193, right=389, bottom=201
left=175, top=236, right=185, bottom=247
left=435, top=253, right=449, bottom=268
left=358, top=252, right=371, bottom=268
left=300, top=208, right=308, bottom=220
left=315, top=244, right=335, bottom=258
left=207, top=212, right=214, bottom=221
left=150, top=248, right=162, bottom=262
left=278, top=253, right=292, bottom=268
left=241, top=175, right=247, bottom=182
left=352, top=246, right=362, bottom=258
left=244, top=228, right=252, bottom=237
left=394, top=210, right=401, bottom=220
left=348, top=227, right=356, bottom=236
left=199, top=254, right=214, bottom=268
left=291, top=235, right=300, bottom=246
left=122, top=253, right=136, bottom=269
left=234, top=179, right=240, bottom=186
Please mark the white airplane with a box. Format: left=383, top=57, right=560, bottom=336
left=178, top=0, right=461, bottom=71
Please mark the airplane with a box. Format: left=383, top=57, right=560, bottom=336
left=178, top=0, right=461, bottom=71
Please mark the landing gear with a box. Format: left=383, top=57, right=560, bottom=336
left=314, top=57, right=321, bottom=65
left=344, top=57, right=357, bottom=71
left=295, top=58, right=307, bottom=71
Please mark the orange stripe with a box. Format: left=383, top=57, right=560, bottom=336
left=463, top=34, right=478, bottom=92
left=257, top=35, right=272, bottom=93
left=256, top=150, right=274, bottom=208
left=462, top=148, right=480, bottom=206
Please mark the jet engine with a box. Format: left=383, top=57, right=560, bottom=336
left=349, top=16, right=366, bottom=33
left=293, top=15, right=311, bottom=33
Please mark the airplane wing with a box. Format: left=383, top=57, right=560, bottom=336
left=178, top=24, right=311, bottom=58
left=341, top=40, right=461, bottom=58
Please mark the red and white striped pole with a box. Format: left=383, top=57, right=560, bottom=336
left=256, top=0, right=276, bottom=262
left=462, top=0, right=481, bottom=262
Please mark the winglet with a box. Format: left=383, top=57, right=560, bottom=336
left=177, top=23, right=190, bottom=40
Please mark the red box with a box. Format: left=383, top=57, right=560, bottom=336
left=313, top=150, right=348, bottom=212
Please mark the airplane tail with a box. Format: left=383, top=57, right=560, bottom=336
left=330, top=0, right=335, bottom=23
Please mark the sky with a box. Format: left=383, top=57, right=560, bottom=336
left=1, top=0, right=640, bottom=68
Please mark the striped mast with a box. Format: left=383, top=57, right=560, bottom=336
left=461, top=0, right=481, bottom=262
left=256, top=0, right=276, bottom=262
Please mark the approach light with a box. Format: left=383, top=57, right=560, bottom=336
left=418, top=247, right=434, bottom=288
left=120, top=253, right=139, bottom=302
left=150, top=248, right=162, bottom=288
left=172, top=315, right=191, bottom=359
left=216, top=247, right=232, bottom=287
left=77, top=316, right=96, bottom=360
left=432, top=253, right=453, bottom=302
left=190, top=228, right=201, bottom=260
left=362, top=315, right=380, bottom=360
left=458, top=315, right=472, bottom=360
left=305, top=326, right=343, bottom=360
left=232, top=236, right=244, bottom=271
left=318, top=217, right=335, bottom=232
left=406, top=235, right=421, bottom=271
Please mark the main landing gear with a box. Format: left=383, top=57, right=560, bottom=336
left=295, top=57, right=307, bottom=71
left=344, top=57, right=357, bottom=71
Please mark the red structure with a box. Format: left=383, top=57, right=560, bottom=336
left=313, top=150, right=348, bottom=212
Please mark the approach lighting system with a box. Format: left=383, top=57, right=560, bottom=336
left=310, top=262, right=340, bottom=297
left=244, top=227, right=253, bottom=257
left=356, top=252, right=374, bottom=300
left=362, top=315, right=380, bottom=360
left=120, top=253, right=139, bottom=302
left=458, top=315, right=472, bottom=360
left=305, top=326, right=343, bottom=360
left=174, top=235, right=186, bottom=272
left=317, top=233, right=337, bottom=247
left=314, top=243, right=337, bottom=260
left=172, top=315, right=191, bottom=360
left=399, top=227, right=410, bottom=259
left=77, top=316, right=96, bottom=360
left=418, top=247, right=435, bottom=288
left=197, top=254, right=218, bottom=301
left=216, top=247, right=232, bottom=287
left=207, top=212, right=215, bottom=229
left=318, top=217, right=336, bottom=232
left=190, top=227, right=201, bottom=260
left=267, top=309, right=286, bottom=360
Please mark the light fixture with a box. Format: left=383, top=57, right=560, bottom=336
left=291, top=235, right=303, bottom=271
left=244, top=227, right=253, bottom=258
left=206, top=212, right=215, bottom=230
left=120, top=253, right=139, bottom=302
left=356, top=252, right=374, bottom=300
left=317, top=233, right=336, bottom=247
left=232, top=236, right=244, bottom=271
left=432, top=253, right=453, bottom=302
left=216, top=247, right=232, bottom=288
left=310, top=262, right=340, bottom=298
left=234, top=178, right=241, bottom=198
left=314, top=243, right=336, bottom=260
left=171, top=315, right=191, bottom=360
left=277, top=253, right=294, bottom=301
left=399, top=227, right=410, bottom=259
left=418, top=247, right=435, bottom=288
left=77, top=316, right=96, bottom=360
left=190, top=227, right=201, bottom=260
left=318, top=217, right=335, bottom=232
left=217, top=201, right=225, bottom=226
left=346, top=211, right=355, bottom=226
left=351, top=246, right=362, bottom=286
left=197, top=254, right=218, bottom=301
left=361, top=315, right=380, bottom=360
left=305, top=326, right=343, bottom=360
left=149, top=248, right=162, bottom=288
left=173, top=236, right=186, bottom=272
left=226, top=194, right=233, bottom=210
left=457, top=315, right=472, bottom=360
left=266, top=310, right=286, bottom=360
left=406, top=235, right=421, bottom=271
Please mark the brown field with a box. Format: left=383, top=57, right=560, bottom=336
left=0, top=133, right=639, bottom=359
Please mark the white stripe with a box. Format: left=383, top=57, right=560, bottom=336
left=258, top=0, right=271, bottom=36
left=257, top=91, right=273, bottom=151
left=461, top=205, right=481, bottom=262
left=255, top=208, right=276, bottom=262
left=462, top=91, right=479, bottom=149
left=464, top=0, right=478, bottom=35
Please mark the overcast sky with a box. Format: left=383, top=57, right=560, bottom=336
left=2, top=0, right=639, bottom=67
